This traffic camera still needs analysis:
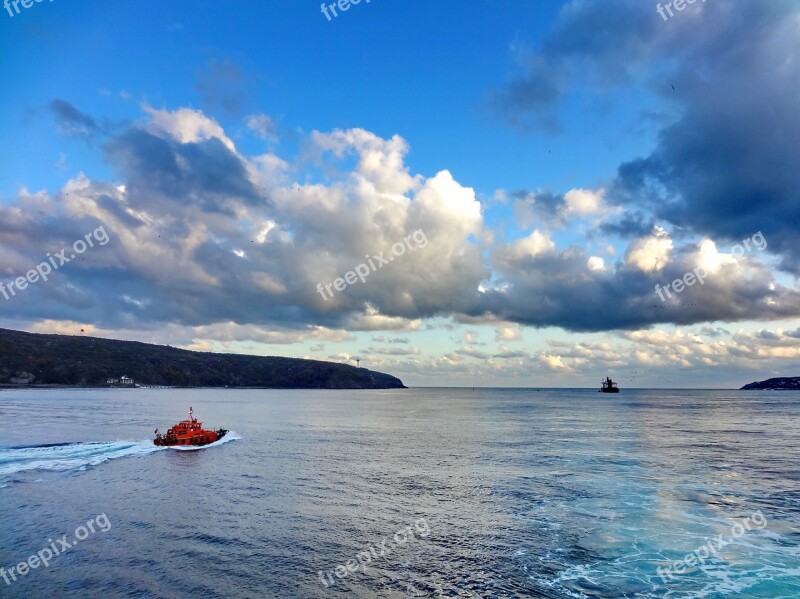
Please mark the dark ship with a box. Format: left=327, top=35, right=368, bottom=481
left=599, top=377, right=620, bottom=393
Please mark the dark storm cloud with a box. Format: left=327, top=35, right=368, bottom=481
left=597, top=214, right=654, bottom=239
left=490, top=0, right=659, bottom=131
left=49, top=99, right=101, bottom=140
left=0, top=114, right=491, bottom=333
left=699, top=326, right=730, bottom=338
left=612, top=1, right=800, bottom=271
left=104, top=129, right=266, bottom=213
left=367, top=345, right=420, bottom=356
left=475, top=240, right=800, bottom=333
left=756, top=330, right=782, bottom=341
left=490, top=55, right=567, bottom=133
left=195, top=58, right=250, bottom=117
left=512, top=189, right=565, bottom=226
left=95, top=194, right=146, bottom=229
left=5, top=68, right=800, bottom=338
left=0, top=199, right=131, bottom=326
left=493, top=349, right=528, bottom=359
left=493, top=0, right=800, bottom=277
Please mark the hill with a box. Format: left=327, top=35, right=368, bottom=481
left=0, top=328, right=405, bottom=389
left=740, top=377, right=800, bottom=390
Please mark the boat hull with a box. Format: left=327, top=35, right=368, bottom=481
left=154, top=429, right=227, bottom=447
left=153, top=407, right=228, bottom=447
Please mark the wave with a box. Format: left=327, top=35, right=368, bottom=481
left=0, top=433, right=242, bottom=486
left=0, top=439, right=163, bottom=486
left=167, top=431, right=241, bottom=451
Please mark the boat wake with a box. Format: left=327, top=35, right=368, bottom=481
left=0, top=433, right=241, bottom=486
left=0, top=439, right=163, bottom=487
left=167, top=431, right=241, bottom=451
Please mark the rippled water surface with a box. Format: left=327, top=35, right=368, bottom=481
left=1, top=388, right=799, bottom=598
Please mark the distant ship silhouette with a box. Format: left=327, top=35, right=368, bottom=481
left=599, top=377, right=620, bottom=393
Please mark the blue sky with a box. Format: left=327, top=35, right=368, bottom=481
left=1, top=0, right=799, bottom=387
left=1, top=0, right=643, bottom=195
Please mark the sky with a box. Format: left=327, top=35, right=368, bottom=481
left=1, top=0, right=799, bottom=387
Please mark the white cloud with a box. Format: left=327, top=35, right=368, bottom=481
left=541, top=354, right=568, bottom=370
left=694, top=238, right=737, bottom=275
left=246, top=113, right=278, bottom=142
left=625, top=226, right=672, bottom=273
left=511, top=230, right=556, bottom=258
left=311, top=128, right=420, bottom=195
left=564, top=188, right=604, bottom=216
left=495, top=325, right=522, bottom=341
left=144, top=105, right=236, bottom=152
left=587, top=256, right=606, bottom=271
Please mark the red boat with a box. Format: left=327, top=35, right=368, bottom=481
left=154, top=407, right=228, bottom=447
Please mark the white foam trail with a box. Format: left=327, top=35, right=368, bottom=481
left=0, top=440, right=164, bottom=484
left=0, top=434, right=241, bottom=486
left=167, top=431, right=241, bottom=451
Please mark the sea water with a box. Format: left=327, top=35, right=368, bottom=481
left=1, top=388, right=799, bottom=598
